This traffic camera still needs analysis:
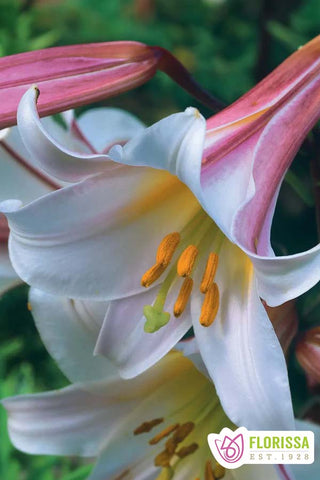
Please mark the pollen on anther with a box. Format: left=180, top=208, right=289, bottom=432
left=154, top=449, right=172, bottom=467
left=156, top=232, right=181, bottom=266
left=200, top=252, right=218, bottom=294
left=141, top=263, right=166, bottom=288
left=149, top=423, right=179, bottom=445
left=134, top=418, right=164, bottom=435
left=199, top=283, right=219, bottom=327
left=176, top=442, right=199, bottom=458
left=174, top=277, right=193, bottom=317
left=177, top=245, right=198, bottom=277
left=172, top=422, right=195, bottom=443
left=165, top=436, right=177, bottom=454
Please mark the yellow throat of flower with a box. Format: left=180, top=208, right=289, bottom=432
left=140, top=210, right=221, bottom=333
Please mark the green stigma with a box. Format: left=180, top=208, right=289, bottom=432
left=143, top=305, right=170, bottom=333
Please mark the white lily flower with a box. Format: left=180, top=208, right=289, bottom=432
left=3, top=36, right=320, bottom=430
left=2, top=347, right=304, bottom=480
left=0, top=78, right=301, bottom=431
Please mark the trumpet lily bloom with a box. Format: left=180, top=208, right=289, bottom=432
left=2, top=347, right=304, bottom=480
left=3, top=36, right=320, bottom=430
left=0, top=41, right=222, bottom=129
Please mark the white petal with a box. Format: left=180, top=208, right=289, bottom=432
left=76, top=107, right=145, bottom=152
left=3, top=168, right=197, bottom=300
left=246, top=243, right=320, bottom=307
left=192, top=240, right=295, bottom=430
left=2, top=381, right=132, bottom=457
left=286, top=419, right=320, bottom=480
left=88, top=436, right=156, bottom=480
left=232, top=465, right=286, bottom=480
left=17, top=87, right=115, bottom=182
left=0, top=127, right=56, bottom=204
left=110, top=106, right=206, bottom=196
left=95, top=285, right=192, bottom=378
left=29, top=288, right=113, bottom=383
left=3, top=351, right=208, bottom=463
left=0, top=216, right=20, bottom=292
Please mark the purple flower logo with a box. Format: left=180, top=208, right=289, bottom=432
left=207, top=427, right=248, bottom=469
left=215, top=432, right=244, bottom=464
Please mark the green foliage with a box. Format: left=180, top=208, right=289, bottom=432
left=0, top=328, right=93, bottom=479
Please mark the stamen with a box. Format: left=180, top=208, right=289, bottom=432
left=149, top=424, right=179, bottom=445
left=156, top=232, right=181, bottom=266
left=165, top=436, right=178, bottom=454
left=141, top=263, right=167, bottom=288
left=199, top=283, right=219, bottom=327
left=154, top=449, right=172, bottom=467
left=214, top=463, right=226, bottom=479
left=174, top=278, right=193, bottom=317
left=200, top=253, right=219, bottom=294
left=172, top=422, right=195, bottom=443
left=205, top=460, right=216, bottom=480
left=176, top=442, right=199, bottom=458
left=134, top=418, right=164, bottom=435
left=155, top=467, right=174, bottom=480
left=177, top=245, right=199, bottom=277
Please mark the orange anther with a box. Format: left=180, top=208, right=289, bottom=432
left=149, top=424, right=179, bottom=445
left=177, top=245, right=198, bottom=277
left=174, top=277, right=193, bottom=317
left=156, top=232, right=181, bottom=266
left=199, top=283, right=219, bottom=327
left=200, top=252, right=219, bottom=293
left=141, top=263, right=166, bottom=288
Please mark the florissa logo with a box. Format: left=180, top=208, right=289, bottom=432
left=208, top=427, right=314, bottom=469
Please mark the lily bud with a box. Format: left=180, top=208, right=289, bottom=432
left=0, top=41, right=221, bottom=129
left=296, top=327, right=320, bottom=386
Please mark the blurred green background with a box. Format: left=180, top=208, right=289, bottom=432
left=1, top=0, right=320, bottom=478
